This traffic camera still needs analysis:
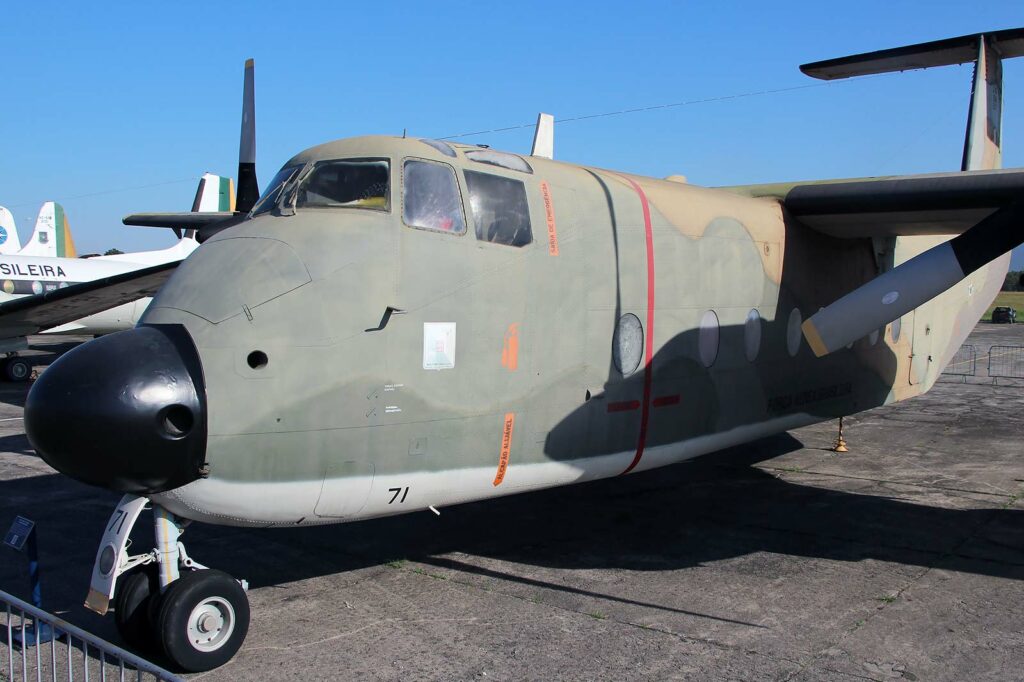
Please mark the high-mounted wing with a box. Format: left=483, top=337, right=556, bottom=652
left=725, top=168, right=1024, bottom=238
left=724, top=169, right=1024, bottom=357
left=723, top=28, right=1024, bottom=357
left=0, top=261, right=179, bottom=338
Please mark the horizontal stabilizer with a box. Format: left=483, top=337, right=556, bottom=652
left=802, top=200, right=1024, bottom=356
left=0, top=261, right=180, bottom=338
left=801, top=27, right=1024, bottom=80
left=123, top=212, right=237, bottom=229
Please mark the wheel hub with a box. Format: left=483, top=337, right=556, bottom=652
left=187, top=597, right=235, bottom=651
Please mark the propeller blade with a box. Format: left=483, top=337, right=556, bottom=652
left=802, top=200, right=1024, bottom=356
left=235, top=58, right=259, bottom=214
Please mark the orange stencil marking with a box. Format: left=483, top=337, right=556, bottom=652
left=540, top=181, right=559, bottom=256
left=501, top=323, right=519, bottom=371
left=493, top=412, right=515, bottom=486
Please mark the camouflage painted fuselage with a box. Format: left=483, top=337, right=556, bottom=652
left=145, top=136, right=1007, bottom=526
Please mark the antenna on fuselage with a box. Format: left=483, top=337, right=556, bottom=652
left=235, top=59, right=260, bottom=214
left=531, top=112, right=554, bottom=159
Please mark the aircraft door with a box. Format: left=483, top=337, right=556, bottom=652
left=521, top=182, right=587, bottom=459
left=578, top=171, right=652, bottom=457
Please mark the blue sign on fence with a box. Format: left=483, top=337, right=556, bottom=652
left=4, top=516, right=35, bottom=551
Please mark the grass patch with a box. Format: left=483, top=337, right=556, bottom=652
left=587, top=611, right=608, bottom=620
left=876, top=595, right=897, bottom=604
left=384, top=558, right=407, bottom=569
left=982, top=291, right=1024, bottom=321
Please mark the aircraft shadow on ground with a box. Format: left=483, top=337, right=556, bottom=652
left=2, top=432, right=1021, bottom=630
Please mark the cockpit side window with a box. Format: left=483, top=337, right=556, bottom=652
left=295, top=159, right=389, bottom=210
left=252, top=165, right=302, bottom=215
left=402, top=159, right=466, bottom=235
left=465, top=170, right=532, bottom=247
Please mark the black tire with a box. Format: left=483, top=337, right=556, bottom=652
left=4, top=357, right=30, bottom=382
left=114, top=568, right=160, bottom=653
left=157, top=570, right=249, bottom=672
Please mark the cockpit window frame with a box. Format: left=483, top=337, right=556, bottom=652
left=251, top=164, right=305, bottom=216
left=292, top=157, right=392, bottom=213
left=401, top=156, right=468, bottom=238
left=463, top=168, right=534, bottom=249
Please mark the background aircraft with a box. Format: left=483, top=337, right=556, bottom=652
left=20, top=29, right=1024, bottom=672
left=0, top=201, right=77, bottom=257
left=0, top=173, right=233, bottom=380
left=0, top=207, right=22, bottom=255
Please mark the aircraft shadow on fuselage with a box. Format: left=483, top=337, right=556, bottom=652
left=2, top=431, right=1021, bottom=630
left=544, top=185, right=900, bottom=460
left=544, top=319, right=899, bottom=460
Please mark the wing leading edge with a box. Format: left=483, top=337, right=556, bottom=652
left=0, top=261, right=180, bottom=338
left=721, top=167, right=1024, bottom=238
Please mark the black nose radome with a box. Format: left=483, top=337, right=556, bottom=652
left=25, top=324, right=207, bottom=494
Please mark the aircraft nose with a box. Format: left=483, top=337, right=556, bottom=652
left=25, top=324, right=207, bottom=494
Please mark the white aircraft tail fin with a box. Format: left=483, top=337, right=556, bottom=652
left=191, top=173, right=236, bottom=213
left=183, top=173, right=235, bottom=241
left=20, top=202, right=77, bottom=258
left=0, top=206, right=22, bottom=255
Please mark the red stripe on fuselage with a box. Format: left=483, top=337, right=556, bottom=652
left=607, top=400, right=641, bottom=413
left=617, top=175, right=655, bottom=475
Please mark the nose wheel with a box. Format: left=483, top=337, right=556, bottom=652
left=157, top=570, right=250, bottom=672
left=90, top=497, right=250, bottom=672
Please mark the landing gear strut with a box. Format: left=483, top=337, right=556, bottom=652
left=86, top=495, right=250, bottom=672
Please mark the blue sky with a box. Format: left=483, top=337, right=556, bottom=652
left=2, top=1, right=1023, bottom=268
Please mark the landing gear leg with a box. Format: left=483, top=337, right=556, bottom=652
left=86, top=497, right=250, bottom=672
left=150, top=505, right=250, bottom=672
left=832, top=416, right=849, bottom=453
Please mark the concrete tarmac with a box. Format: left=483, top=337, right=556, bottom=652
left=1, top=325, right=1023, bottom=681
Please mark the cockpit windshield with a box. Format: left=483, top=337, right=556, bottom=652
left=296, top=159, right=389, bottom=210
left=251, top=165, right=302, bottom=215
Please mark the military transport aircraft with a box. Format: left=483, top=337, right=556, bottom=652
left=0, top=174, right=232, bottom=379
left=21, top=29, right=1024, bottom=672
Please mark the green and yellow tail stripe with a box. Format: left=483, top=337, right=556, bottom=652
left=53, top=203, right=77, bottom=258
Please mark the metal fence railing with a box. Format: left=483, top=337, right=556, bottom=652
left=1, top=588, right=181, bottom=682
left=942, top=344, right=978, bottom=380
left=988, top=345, right=1024, bottom=381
